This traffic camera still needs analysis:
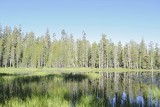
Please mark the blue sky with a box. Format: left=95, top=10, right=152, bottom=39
left=0, top=0, right=160, bottom=44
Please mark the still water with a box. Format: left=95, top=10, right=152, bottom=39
left=0, top=71, right=160, bottom=107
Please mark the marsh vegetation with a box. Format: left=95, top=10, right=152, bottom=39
left=0, top=69, right=160, bottom=107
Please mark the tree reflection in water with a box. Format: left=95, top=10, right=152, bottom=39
left=0, top=71, right=160, bottom=107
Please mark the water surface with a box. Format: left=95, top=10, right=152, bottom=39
left=0, top=71, right=160, bottom=107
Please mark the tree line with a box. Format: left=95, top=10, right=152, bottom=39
left=0, top=25, right=160, bottom=69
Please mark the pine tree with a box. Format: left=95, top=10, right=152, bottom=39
left=0, top=25, right=3, bottom=66
left=77, top=39, right=83, bottom=67
left=22, top=32, right=35, bottom=67
left=37, top=37, right=45, bottom=67
left=148, top=41, right=154, bottom=69
left=15, top=26, right=23, bottom=67
left=0, top=25, right=160, bottom=69
left=99, top=34, right=108, bottom=68
left=68, top=34, right=76, bottom=67
left=113, top=44, right=117, bottom=68
left=154, top=43, right=160, bottom=69
left=108, top=41, right=114, bottom=68
left=82, top=31, right=89, bottom=67
left=130, top=41, right=138, bottom=69
left=44, top=29, right=51, bottom=67
left=2, top=26, right=12, bottom=67
left=123, top=44, right=128, bottom=68
left=10, top=27, right=21, bottom=67
left=91, top=42, right=98, bottom=68
left=139, top=38, right=147, bottom=69
left=117, top=41, right=123, bottom=68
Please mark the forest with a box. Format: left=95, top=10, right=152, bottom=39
left=0, top=25, right=160, bottom=69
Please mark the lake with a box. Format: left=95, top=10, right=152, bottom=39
left=0, top=71, right=160, bottom=107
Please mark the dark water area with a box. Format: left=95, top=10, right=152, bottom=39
left=0, top=71, right=160, bottom=107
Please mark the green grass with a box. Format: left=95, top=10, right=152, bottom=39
left=0, top=67, right=159, bottom=74
left=0, top=67, right=159, bottom=80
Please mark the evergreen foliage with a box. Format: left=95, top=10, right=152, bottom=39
left=0, top=25, right=159, bottom=69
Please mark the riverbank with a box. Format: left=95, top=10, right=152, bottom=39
left=0, top=67, right=159, bottom=77
left=0, top=67, right=160, bottom=72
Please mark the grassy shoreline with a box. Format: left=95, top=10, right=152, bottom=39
left=0, top=67, right=160, bottom=71
left=0, top=67, right=159, bottom=75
